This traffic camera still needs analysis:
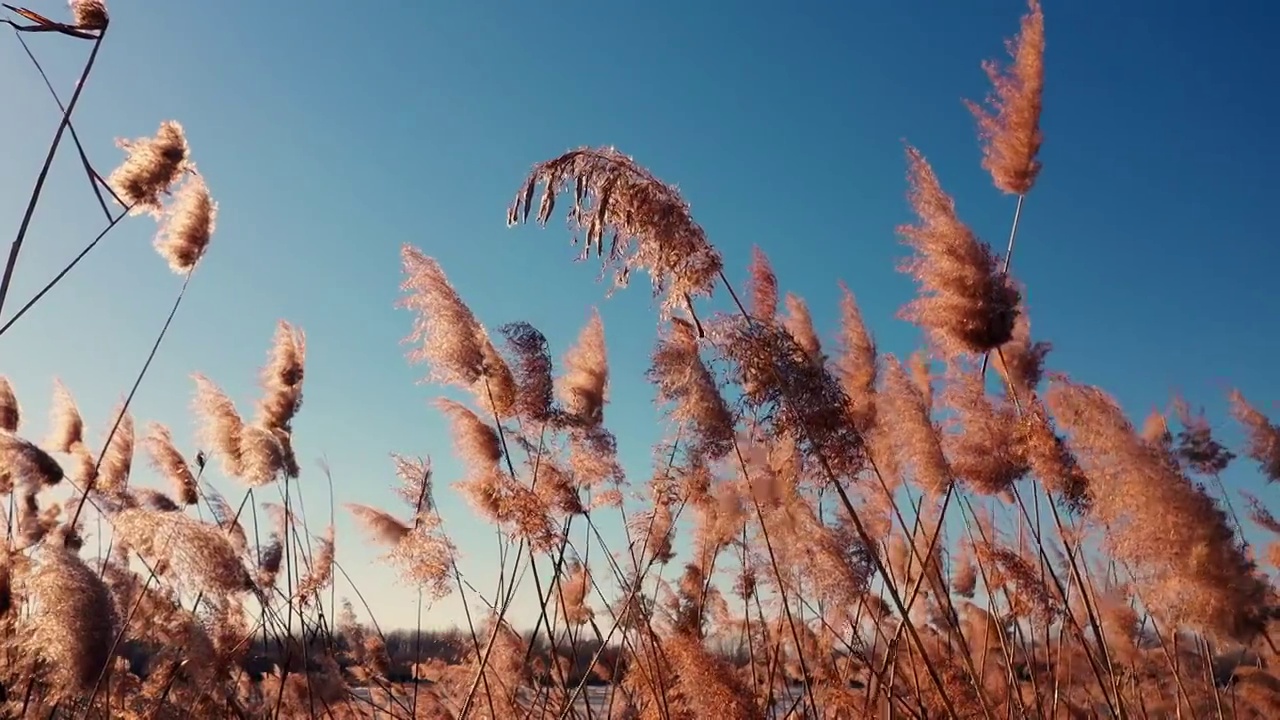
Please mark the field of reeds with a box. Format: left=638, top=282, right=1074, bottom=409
left=3, top=1, right=1280, bottom=718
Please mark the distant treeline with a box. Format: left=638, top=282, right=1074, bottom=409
left=116, top=627, right=692, bottom=687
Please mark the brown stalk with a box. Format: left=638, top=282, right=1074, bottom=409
left=459, top=377, right=570, bottom=718
left=556, top=429, right=692, bottom=716
left=12, top=29, right=123, bottom=220
left=731, top=442, right=822, bottom=719
left=0, top=22, right=105, bottom=320
left=711, top=270, right=975, bottom=719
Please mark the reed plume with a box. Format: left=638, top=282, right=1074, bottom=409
left=1048, top=378, right=1269, bottom=641
left=70, top=0, right=109, bottom=29
left=107, top=120, right=190, bottom=215
left=898, top=146, right=1021, bottom=359
left=559, top=310, right=609, bottom=427
left=153, top=173, right=216, bottom=273
left=142, top=422, right=198, bottom=505
left=966, top=0, right=1045, bottom=196
left=508, top=147, right=724, bottom=315
left=113, top=507, right=253, bottom=597
left=1230, top=390, right=1280, bottom=483
left=21, top=545, right=115, bottom=696
left=0, top=377, right=17, bottom=433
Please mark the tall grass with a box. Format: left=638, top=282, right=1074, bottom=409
left=4, top=0, right=1280, bottom=717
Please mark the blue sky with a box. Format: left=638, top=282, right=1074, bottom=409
left=2, top=0, right=1278, bottom=631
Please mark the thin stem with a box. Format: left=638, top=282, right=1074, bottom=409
left=0, top=28, right=105, bottom=319
left=0, top=204, right=134, bottom=338
left=980, top=192, right=1026, bottom=378
left=67, top=270, right=195, bottom=530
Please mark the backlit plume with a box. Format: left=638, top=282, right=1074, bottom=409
left=22, top=546, right=115, bottom=696
left=782, top=293, right=823, bottom=365
left=648, top=317, right=735, bottom=463
left=747, top=245, right=779, bottom=320
left=898, top=147, right=1020, bottom=358
left=0, top=376, right=18, bottom=432
left=107, top=120, right=190, bottom=215
left=142, top=423, right=199, bottom=505
left=834, top=284, right=878, bottom=433
left=154, top=174, right=216, bottom=273
left=966, top=0, right=1045, bottom=195
left=1048, top=378, right=1269, bottom=640
left=256, top=321, right=306, bottom=477
left=559, top=310, right=608, bottom=426
left=1230, top=390, right=1280, bottom=483
left=508, top=147, right=724, bottom=315
left=95, top=404, right=135, bottom=497
left=70, top=0, right=109, bottom=29
left=45, top=379, right=84, bottom=453
left=880, top=355, right=952, bottom=496
left=399, top=246, right=511, bottom=409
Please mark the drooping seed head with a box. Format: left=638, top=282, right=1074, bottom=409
left=108, top=120, right=191, bottom=216
left=154, top=174, right=216, bottom=273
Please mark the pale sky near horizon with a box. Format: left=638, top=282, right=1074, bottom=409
left=2, top=0, right=1279, bottom=632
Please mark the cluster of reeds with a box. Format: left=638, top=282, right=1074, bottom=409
left=4, top=0, right=1280, bottom=717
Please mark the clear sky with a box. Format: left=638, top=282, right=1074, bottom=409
left=2, top=0, right=1278, bottom=631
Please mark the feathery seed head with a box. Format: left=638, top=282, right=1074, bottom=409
left=398, top=246, right=494, bottom=392
left=782, top=293, right=823, bottom=366
left=191, top=373, right=245, bottom=477
left=238, top=424, right=288, bottom=485
left=509, top=147, right=724, bottom=315
left=23, top=545, right=116, bottom=696
left=942, top=367, right=1029, bottom=495
left=993, top=306, right=1051, bottom=398
left=881, top=355, right=952, bottom=496
left=132, top=487, right=180, bottom=512
left=476, top=332, right=518, bottom=417
left=45, top=379, right=84, bottom=453
left=1230, top=390, right=1280, bottom=484
left=559, top=561, right=594, bottom=625
left=898, top=147, right=1021, bottom=358
left=295, top=526, right=335, bottom=602
left=559, top=310, right=609, bottom=426
left=747, top=245, right=779, bottom=321
left=648, top=317, right=735, bottom=463
left=255, top=320, right=306, bottom=433
left=1048, top=378, right=1269, bottom=640
left=966, top=0, right=1045, bottom=195
left=154, top=174, right=216, bottom=273
left=142, top=422, right=198, bottom=505
left=716, top=315, right=864, bottom=479
left=498, top=322, right=556, bottom=422
left=391, top=453, right=434, bottom=513
left=96, top=403, right=135, bottom=497
left=108, top=120, right=191, bottom=215
left=69, top=0, right=108, bottom=29
left=835, top=284, right=878, bottom=433
left=114, top=508, right=253, bottom=596
left=347, top=503, right=412, bottom=547
left=0, top=377, right=18, bottom=432
left=436, top=398, right=502, bottom=471
left=1172, top=398, right=1235, bottom=476
left=0, top=432, right=64, bottom=490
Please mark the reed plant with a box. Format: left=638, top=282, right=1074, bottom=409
left=3, top=1, right=1279, bottom=717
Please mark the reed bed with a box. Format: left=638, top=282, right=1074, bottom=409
left=3, top=1, right=1279, bottom=718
